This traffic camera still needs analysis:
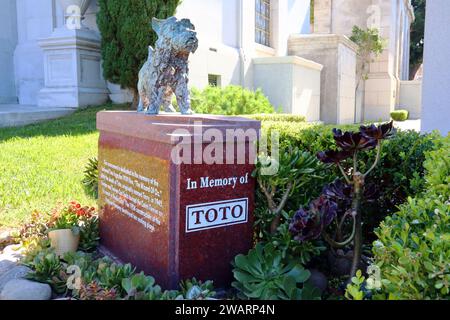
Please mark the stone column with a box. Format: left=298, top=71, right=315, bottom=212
left=0, top=0, right=18, bottom=104
left=289, top=34, right=357, bottom=124
left=14, top=0, right=55, bottom=105
left=421, top=0, right=450, bottom=134
left=37, top=0, right=108, bottom=108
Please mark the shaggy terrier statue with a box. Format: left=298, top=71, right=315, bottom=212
left=137, top=17, right=198, bottom=115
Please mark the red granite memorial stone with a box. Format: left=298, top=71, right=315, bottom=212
left=97, top=111, right=260, bottom=289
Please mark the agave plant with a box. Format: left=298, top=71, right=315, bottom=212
left=290, top=121, right=395, bottom=278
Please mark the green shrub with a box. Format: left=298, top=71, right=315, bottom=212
left=231, top=243, right=320, bottom=300
left=245, top=114, right=306, bottom=123
left=121, top=272, right=163, bottom=300
left=25, top=249, right=66, bottom=293
left=390, top=110, right=409, bottom=121
left=373, top=136, right=450, bottom=299
left=82, top=157, right=98, bottom=198
left=257, top=121, right=441, bottom=243
left=176, top=278, right=216, bottom=300
left=190, top=85, right=275, bottom=115
left=97, top=0, right=181, bottom=104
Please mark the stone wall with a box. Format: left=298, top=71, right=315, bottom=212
left=253, top=56, right=322, bottom=121
left=398, top=80, right=421, bottom=119
left=312, top=0, right=415, bottom=121
left=288, top=34, right=357, bottom=124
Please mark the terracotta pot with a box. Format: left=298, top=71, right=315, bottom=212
left=48, top=229, right=80, bottom=256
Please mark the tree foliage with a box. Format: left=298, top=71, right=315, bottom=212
left=410, top=0, right=426, bottom=77
left=96, top=0, right=182, bottom=104
left=350, top=26, right=385, bottom=83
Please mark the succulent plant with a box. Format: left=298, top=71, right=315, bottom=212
left=292, top=121, right=396, bottom=279
left=317, top=150, right=353, bottom=164
left=231, top=243, right=320, bottom=300
left=289, top=196, right=338, bottom=242
left=360, top=121, right=395, bottom=140
left=332, top=129, right=377, bottom=152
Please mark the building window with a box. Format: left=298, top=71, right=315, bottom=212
left=255, top=0, right=271, bottom=47
left=208, top=74, right=221, bottom=87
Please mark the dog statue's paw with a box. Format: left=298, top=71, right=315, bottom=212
left=181, top=109, right=194, bottom=115
left=164, top=104, right=177, bottom=113
left=145, top=108, right=160, bottom=115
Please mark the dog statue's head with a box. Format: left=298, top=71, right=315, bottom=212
left=152, top=17, right=198, bottom=55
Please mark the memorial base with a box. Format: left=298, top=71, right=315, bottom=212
left=97, top=111, right=260, bottom=289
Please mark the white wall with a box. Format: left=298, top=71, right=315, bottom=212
left=421, top=0, right=450, bottom=135
left=176, top=0, right=241, bottom=88
left=398, top=80, right=421, bottom=119
left=176, top=0, right=311, bottom=90
left=253, top=56, right=322, bottom=121
left=14, top=0, right=55, bottom=105
left=0, top=0, right=18, bottom=103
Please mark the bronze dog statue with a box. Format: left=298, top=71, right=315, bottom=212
left=137, top=17, right=198, bottom=115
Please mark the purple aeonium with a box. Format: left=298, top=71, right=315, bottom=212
left=360, top=120, right=395, bottom=140
left=289, top=196, right=338, bottom=242
left=332, top=129, right=378, bottom=152
left=317, top=150, right=353, bottom=164
left=322, top=179, right=352, bottom=201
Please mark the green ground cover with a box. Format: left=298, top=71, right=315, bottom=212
left=0, top=104, right=125, bottom=227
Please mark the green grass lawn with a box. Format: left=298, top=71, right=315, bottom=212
left=0, top=103, right=127, bottom=227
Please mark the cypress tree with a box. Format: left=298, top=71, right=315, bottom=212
left=97, top=0, right=182, bottom=107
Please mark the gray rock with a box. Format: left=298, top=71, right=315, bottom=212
left=0, top=265, right=32, bottom=293
left=0, top=229, right=14, bottom=247
left=1, top=244, right=24, bottom=262
left=0, top=279, right=52, bottom=300
left=0, top=260, right=16, bottom=275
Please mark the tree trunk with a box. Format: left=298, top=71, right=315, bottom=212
left=131, top=88, right=139, bottom=110
left=349, top=173, right=364, bottom=278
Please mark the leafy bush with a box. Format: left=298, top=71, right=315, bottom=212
left=391, top=110, right=409, bottom=121
left=17, top=202, right=100, bottom=258
left=121, top=272, right=163, bottom=300
left=78, top=281, right=118, bottom=300
left=245, top=114, right=306, bottom=123
left=97, top=0, right=181, bottom=105
left=253, top=146, right=327, bottom=263
left=259, top=121, right=441, bottom=243
left=82, top=157, right=98, bottom=198
left=24, top=249, right=67, bottom=293
left=290, top=121, right=396, bottom=278
left=176, top=278, right=216, bottom=300
left=231, top=243, right=320, bottom=300
left=78, top=215, right=100, bottom=252
left=21, top=246, right=218, bottom=300
left=190, top=85, right=275, bottom=115
left=372, top=136, right=450, bottom=299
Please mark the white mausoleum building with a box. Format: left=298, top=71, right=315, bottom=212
left=0, top=0, right=418, bottom=125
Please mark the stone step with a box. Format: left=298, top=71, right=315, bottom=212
left=0, top=104, right=75, bottom=128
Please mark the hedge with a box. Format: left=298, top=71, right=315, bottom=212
left=258, top=120, right=442, bottom=242
left=391, top=110, right=409, bottom=121
left=245, top=114, right=306, bottom=123
left=373, top=135, right=450, bottom=299
left=189, top=85, right=275, bottom=115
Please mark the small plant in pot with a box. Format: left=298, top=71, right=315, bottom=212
left=47, top=202, right=96, bottom=256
